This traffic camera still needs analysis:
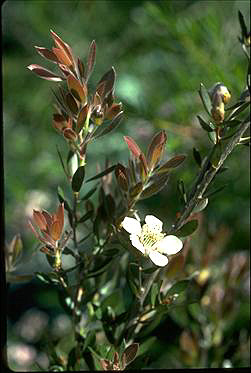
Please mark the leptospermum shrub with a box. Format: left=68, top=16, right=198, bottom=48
left=5, top=11, right=250, bottom=370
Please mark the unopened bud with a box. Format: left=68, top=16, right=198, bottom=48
left=209, top=83, right=231, bottom=104
left=211, top=94, right=225, bottom=125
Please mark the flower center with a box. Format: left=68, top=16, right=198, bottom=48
left=140, top=224, right=165, bottom=252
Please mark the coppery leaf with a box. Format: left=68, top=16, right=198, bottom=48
left=140, top=173, right=169, bottom=199
left=115, top=163, right=129, bottom=191
left=35, top=46, right=59, bottom=63
left=52, top=47, right=73, bottom=67
left=56, top=203, right=64, bottom=236
left=97, top=66, right=116, bottom=97
left=106, top=102, right=123, bottom=120
left=27, top=64, right=63, bottom=82
left=58, top=63, right=71, bottom=78
left=124, top=136, right=142, bottom=158
left=123, top=343, right=139, bottom=366
left=77, top=57, right=85, bottom=80
left=50, top=220, right=61, bottom=241
left=50, top=29, right=74, bottom=65
left=156, top=155, right=186, bottom=174
left=86, top=40, right=96, bottom=82
left=67, top=74, right=87, bottom=104
left=42, top=210, right=53, bottom=227
left=100, top=359, right=111, bottom=371
left=76, top=104, right=89, bottom=133
left=146, top=130, right=167, bottom=170
left=139, top=153, right=148, bottom=179
left=33, top=210, right=47, bottom=231
left=129, top=182, right=143, bottom=198
left=66, top=92, right=79, bottom=115
left=63, top=128, right=78, bottom=141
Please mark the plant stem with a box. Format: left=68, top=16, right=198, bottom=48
left=169, top=117, right=250, bottom=234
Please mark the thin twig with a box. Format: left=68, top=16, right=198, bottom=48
left=169, top=117, right=250, bottom=234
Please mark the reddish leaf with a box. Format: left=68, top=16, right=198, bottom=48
left=58, top=64, right=71, bottom=78
left=63, top=128, right=78, bottom=141
left=139, top=153, right=148, bottom=178
left=129, top=182, right=143, bottom=198
left=66, top=93, right=79, bottom=114
left=124, top=136, right=142, bottom=158
left=56, top=203, right=64, bottom=236
left=33, top=210, right=47, bottom=231
left=123, top=343, right=139, bottom=366
left=52, top=47, right=73, bottom=67
left=97, top=66, right=116, bottom=97
left=86, top=40, right=96, bottom=82
left=106, top=102, right=122, bottom=120
left=42, top=210, right=53, bottom=227
left=67, top=74, right=87, bottom=104
left=50, top=29, right=74, bottom=65
left=35, top=46, right=59, bottom=63
left=100, top=359, right=111, bottom=370
left=76, top=104, right=89, bottom=133
left=27, top=64, right=63, bottom=82
left=115, top=163, right=129, bottom=191
left=77, top=57, right=85, bottom=80
left=140, top=173, right=169, bottom=199
left=146, top=130, right=167, bottom=170
left=50, top=220, right=61, bottom=241
left=157, top=155, right=186, bottom=174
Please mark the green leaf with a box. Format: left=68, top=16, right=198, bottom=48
left=193, top=148, right=202, bottom=167
left=86, top=165, right=116, bottom=182
left=198, top=83, right=212, bottom=116
left=78, top=210, right=93, bottom=224
left=85, top=257, right=114, bottom=279
left=177, top=179, right=187, bottom=204
left=197, top=115, right=214, bottom=132
left=72, top=166, right=85, bottom=192
left=67, top=150, right=78, bottom=178
left=228, top=101, right=250, bottom=120
left=81, top=186, right=97, bottom=201
left=224, top=119, right=242, bottom=128
left=35, top=272, right=51, bottom=284
left=102, top=248, right=120, bottom=256
left=192, top=198, right=208, bottom=213
left=175, top=220, right=198, bottom=237
left=150, top=282, right=159, bottom=308
left=166, top=279, right=190, bottom=296
left=204, top=184, right=227, bottom=198
left=56, top=146, right=69, bottom=178
left=208, top=130, right=217, bottom=144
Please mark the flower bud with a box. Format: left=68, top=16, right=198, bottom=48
left=211, top=91, right=225, bottom=125
left=209, top=82, right=231, bottom=104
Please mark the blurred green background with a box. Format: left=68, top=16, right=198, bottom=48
left=3, top=0, right=250, bottom=370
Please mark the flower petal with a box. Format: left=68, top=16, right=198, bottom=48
left=122, top=217, right=142, bottom=235
left=145, top=215, right=163, bottom=232
left=130, top=235, right=145, bottom=254
left=149, top=250, right=169, bottom=267
left=154, top=235, right=183, bottom=255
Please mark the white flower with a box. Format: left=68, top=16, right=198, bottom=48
left=122, top=215, right=183, bottom=267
